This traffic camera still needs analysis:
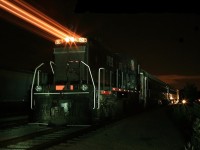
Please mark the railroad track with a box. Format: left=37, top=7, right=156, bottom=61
left=0, top=115, right=29, bottom=129
left=0, top=124, right=90, bottom=150
left=0, top=118, right=120, bottom=150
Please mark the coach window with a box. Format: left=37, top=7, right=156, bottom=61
left=116, top=69, right=119, bottom=88
left=112, top=70, right=116, bottom=88
left=124, top=73, right=129, bottom=89
left=109, top=70, right=112, bottom=89
left=118, top=69, right=122, bottom=88
left=105, top=70, right=109, bottom=87
left=121, top=71, right=124, bottom=88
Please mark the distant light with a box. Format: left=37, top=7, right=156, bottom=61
left=170, top=94, right=173, bottom=100
left=182, top=99, right=187, bottom=104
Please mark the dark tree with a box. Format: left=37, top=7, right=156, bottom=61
left=182, top=83, right=198, bottom=103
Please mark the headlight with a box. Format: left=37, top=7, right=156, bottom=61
left=80, top=84, right=88, bottom=91
left=35, top=85, right=42, bottom=92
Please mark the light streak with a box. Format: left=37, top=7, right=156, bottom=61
left=0, top=0, right=81, bottom=41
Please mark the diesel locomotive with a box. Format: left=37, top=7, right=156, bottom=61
left=30, top=37, right=177, bottom=125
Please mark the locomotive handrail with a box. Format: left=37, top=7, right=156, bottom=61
left=31, top=63, right=44, bottom=109
left=50, top=61, right=55, bottom=74
left=80, top=61, right=96, bottom=109
left=144, top=76, right=147, bottom=107
left=37, top=70, right=41, bottom=86
left=98, top=68, right=105, bottom=109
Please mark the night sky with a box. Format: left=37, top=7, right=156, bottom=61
left=1, top=0, right=200, bottom=90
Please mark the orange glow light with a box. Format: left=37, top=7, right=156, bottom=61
left=0, top=0, right=83, bottom=42
left=56, top=85, right=65, bottom=91
left=101, top=90, right=112, bottom=95
left=70, top=85, right=74, bottom=91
